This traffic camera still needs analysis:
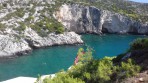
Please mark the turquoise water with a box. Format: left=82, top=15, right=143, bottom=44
left=0, top=34, right=146, bottom=81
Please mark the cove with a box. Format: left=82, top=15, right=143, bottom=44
left=0, top=34, right=147, bottom=81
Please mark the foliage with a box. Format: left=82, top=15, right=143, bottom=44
left=25, top=16, right=34, bottom=22
left=56, top=26, right=64, bottom=34
left=120, top=59, right=141, bottom=78
left=76, top=48, right=93, bottom=63
left=43, top=72, right=85, bottom=83
left=0, top=23, right=5, bottom=30
left=15, top=8, right=25, bottom=17
left=2, top=8, right=25, bottom=20
left=130, top=38, right=148, bottom=50
left=114, top=38, right=148, bottom=63
left=29, top=17, right=65, bottom=36
left=2, top=3, right=7, bottom=7
left=96, top=57, right=114, bottom=82
left=18, top=22, right=26, bottom=31
left=38, top=47, right=141, bottom=83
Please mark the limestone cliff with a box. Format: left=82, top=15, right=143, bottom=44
left=0, top=28, right=83, bottom=57
left=55, top=4, right=148, bottom=35
left=0, top=0, right=84, bottom=57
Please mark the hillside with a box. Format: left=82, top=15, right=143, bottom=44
left=0, top=0, right=147, bottom=82
left=0, top=0, right=147, bottom=56
left=0, top=0, right=148, bottom=34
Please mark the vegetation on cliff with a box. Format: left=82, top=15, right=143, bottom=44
left=0, top=0, right=148, bottom=36
left=0, top=0, right=65, bottom=36
left=130, top=38, right=148, bottom=50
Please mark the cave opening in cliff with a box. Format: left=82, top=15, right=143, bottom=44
left=102, top=24, right=109, bottom=33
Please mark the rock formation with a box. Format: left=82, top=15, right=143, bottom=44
left=24, top=28, right=83, bottom=48
left=0, top=28, right=83, bottom=57
left=0, top=34, right=31, bottom=57
left=55, top=4, right=148, bottom=35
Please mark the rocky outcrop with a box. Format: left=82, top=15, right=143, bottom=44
left=55, top=4, right=148, bottom=35
left=24, top=28, right=83, bottom=48
left=0, top=28, right=83, bottom=57
left=0, top=35, right=31, bottom=57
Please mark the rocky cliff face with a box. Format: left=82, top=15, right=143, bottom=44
left=55, top=4, right=148, bottom=35
left=0, top=28, right=83, bottom=57
left=0, top=34, right=31, bottom=57
left=0, top=0, right=84, bottom=57
left=24, top=28, right=83, bottom=48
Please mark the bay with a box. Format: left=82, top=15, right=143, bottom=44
left=0, top=34, right=146, bottom=81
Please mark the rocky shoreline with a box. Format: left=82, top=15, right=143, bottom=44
left=0, top=28, right=83, bottom=58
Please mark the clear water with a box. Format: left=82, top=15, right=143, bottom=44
left=0, top=34, right=147, bottom=81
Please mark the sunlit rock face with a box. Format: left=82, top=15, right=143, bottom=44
left=0, top=34, right=31, bottom=57
left=24, top=28, right=83, bottom=48
left=56, top=4, right=148, bottom=35
left=55, top=4, right=102, bottom=34
left=0, top=28, right=83, bottom=57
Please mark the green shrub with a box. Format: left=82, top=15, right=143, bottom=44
left=2, top=3, right=7, bottom=7
left=19, top=22, right=26, bottom=31
left=13, top=22, right=26, bottom=32
left=41, top=72, right=85, bottom=83
left=0, top=23, right=6, bottom=30
left=116, top=59, right=141, bottom=79
left=25, top=16, right=34, bottom=22
left=96, top=57, right=114, bottom=82
left=15, top=8, right=25, bottom=17
left=130, top=38, right=148, bottom=50
left=56, top=27, right=64, bottom=34
left=127, top=14, right=139, bottom=20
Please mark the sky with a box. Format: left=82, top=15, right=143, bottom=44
left=130, top=0, right=148, bottom=3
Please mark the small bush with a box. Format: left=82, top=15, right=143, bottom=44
left=130, top=38, right=148, bottom=50
left=96, top=57, right=113, bottom=82
left=56, top=27, right=64, bottom=34
left=15, top=8, right=25, bottom=17
left=2, top=3, right=7, bottom=7
left=19, top=22, right=26, bottom=31
left=116, top=59, right=141, bottom=79
left=0, top=23, right=6, bottom=30
left=42, top=72, right=85, bottom=83
left=25, top=16, right=34, bottom=22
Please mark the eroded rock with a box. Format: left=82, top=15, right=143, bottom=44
left=55, top=4, right=148, bottom=35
